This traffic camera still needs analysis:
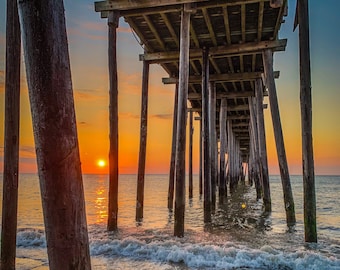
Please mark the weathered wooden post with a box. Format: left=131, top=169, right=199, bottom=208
left=263, top=49, right=296, bottom=225
left=174, top=4, right=191, bottom=237
left=198, top=117, right=203, bottom=196
left=1, top=0, right=20, bottom=268
left=107, top=10, right=120, bottom=231
left=168, top=84, right=179, bottom=210
left=209, top=82, right=217, bottom=209
left=255, top=79, right=271, bottom=211
left=18, top=1, right=91, bottom=268
left=188, top=110, right=194, bottom=199
left=136, top=59, right=150, bottom=222
left=219, top=99, right=228, bottom=203
left=202, top=46, right=211, bottom=222
left=297, top=0, right=317, bottom=242
left=227, top=121, right=236, bottom=192
left=248, top=97, right=262, bottom=197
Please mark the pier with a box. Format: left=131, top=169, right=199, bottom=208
left=1, top=0, right=316, bottom=269
left=93, top=0, right=303, bottom=236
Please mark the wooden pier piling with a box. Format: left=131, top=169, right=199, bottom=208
left=136, top=59, right=150, bottom=222
left=249, top=97, right=262, bottom=199
left=18, top=0, right=91, bottom=268
left=297, top=0, right=317, bottom=242
left=219, top=99, right=228, bottom=203
left=202, top=46, right=211, bottom=223
left=188, top=110, right=194, bottom=199
left=263, top=49, right=296, bottom=224
left=198, top=117, right=203, bottom=196
left=168, top=84, right=179, bottom=210
left=1, top=0, right=20, bottom=268
left=174, top=4, right=191, bottom=237
left=209, top=82, right=217, bottom=209
left=255, top=79, right=271, bottom=211
left=107, top=11, right=120, bottom=231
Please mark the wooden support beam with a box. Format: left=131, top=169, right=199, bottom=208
left=95, top=0, right=208, bottom=12
left=257, top=1, right=264, bottom=41
left=18, top=1, right=91, bottom=268
left=136, top=60, right=150, bottom=222
left=140, top=39, right=287, bottom=63
left=202, top=46, right=211, bottom=223
left=168, top=84, right=179, bottom=210
left=161, top=13, right=179, bottom=47
left=222, top=6, right=231, bottom=45
left=219, top=99, right=228, bottom=203
left=107, top=11, right=120, bottom=232
left=298, top=0, right=317, bottom=243
left=174, top=4, right=191, bottom=237
left=143, top=14, right=166, bottom=50
left=189, top=91, right=253, bottom=100
left=209, top=82, right=217, bottom=210
left=163, top=71, right=272, bottom=85
left=202, top=7, right=217, bottom=46
left=263, top=49, right=296, bottom=224
left=248, top=97, right=262, bottom=199
left=198, top=118, right=203, bottom=196
left=1, top=0, right=20, bottom=268
left=97, top=0, right=271, bottom=16
left=188, top=110, right=194, bottom=199
left=228, top=121, right=238, bottom=192
left=241, top=4, right=246, bottom=42
left=255, top=79, right=271, bottom=211
left=163, top=71, right=280, bottom=85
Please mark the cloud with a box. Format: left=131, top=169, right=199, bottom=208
left=0, top=146, right=36, bottom=160
left=150, top=114, right=173, bottom=120
left=119, top=112, right=139, bottom=119
left=118, top=113, right=173, bottom=121
left=73, top=88, right=107, bottom=101
left=20, top=146, right=36, bottom=158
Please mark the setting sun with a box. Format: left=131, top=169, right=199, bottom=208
left=97, top=159, right=106, bottom=168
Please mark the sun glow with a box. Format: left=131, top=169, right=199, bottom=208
left=97, top=159, right=106, bottom=168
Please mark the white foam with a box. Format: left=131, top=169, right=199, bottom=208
left=17, top=228, right=46, bottom=248
left=14, top=228, right=340, bottom=269
left=89, top=237, right=340, bottom=270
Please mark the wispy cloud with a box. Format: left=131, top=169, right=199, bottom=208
left=0, top=146, right=36, bottom=160
left=150, top=114, right=173, bottom=120
left=119, top=112, right=139, bottom=119
left=118, top=113, right=173, bottom=121
left=74, top=88, right=107, bottom=101
left=20, top=146, right=36, bottom=158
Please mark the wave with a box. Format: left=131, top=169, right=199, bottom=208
left=15, top=227, right=340, bottom=269
left=17, top=228, right=46, bottom=248
left=89, top=237, right=340, bottom=270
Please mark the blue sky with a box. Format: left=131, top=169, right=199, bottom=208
left=0, top=0, right=339, bottom=175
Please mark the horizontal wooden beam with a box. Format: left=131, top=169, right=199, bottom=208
left=140, top=39, right=287, bottom=63
left=95, top=0, right=208, bottom=12
left=97, top=0, right=270, bottom=17
left=191, top=104, right=267, bottom=112
left=189, top=91, right=253, bottom=100
left=163, top=71, right=280, bottom=84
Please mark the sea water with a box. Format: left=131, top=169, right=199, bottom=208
left=0, top=174, right=340, bottom=269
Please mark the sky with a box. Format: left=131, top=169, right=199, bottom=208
left=0, top=0, right=339, bottom=175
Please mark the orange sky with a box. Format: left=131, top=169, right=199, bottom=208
left=0, top=1, right=339, bottom=175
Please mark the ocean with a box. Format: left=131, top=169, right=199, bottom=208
left=0, top=174, right=339, bottom=269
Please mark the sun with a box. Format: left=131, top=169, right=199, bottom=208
left=97, top=159, right=106, bottom=168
